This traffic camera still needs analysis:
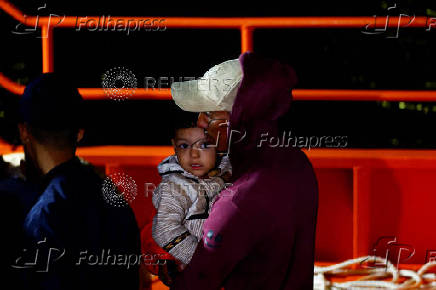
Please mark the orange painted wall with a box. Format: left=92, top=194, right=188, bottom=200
left=2, top=145, right=436, bottom=265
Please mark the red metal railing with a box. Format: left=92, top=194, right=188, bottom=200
left=1, top=0, right=436, bottom=101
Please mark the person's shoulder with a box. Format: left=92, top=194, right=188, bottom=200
left=70, top=159, right=102, bottom=182
left=44, top=161, right=102, bottom=202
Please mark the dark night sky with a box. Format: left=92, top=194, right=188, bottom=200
left=1, top=0, right=436, bottom=148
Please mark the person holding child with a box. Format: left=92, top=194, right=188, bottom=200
left=167, top=52, right=319, bottom=290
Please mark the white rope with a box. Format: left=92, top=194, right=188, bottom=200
left=314, top=256, right=436, bottom=289
left=417, top=261, right=436, bottom=276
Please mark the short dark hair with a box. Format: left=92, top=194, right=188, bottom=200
left=19, top=73, right=84, bottom=149
left=169, top=103, right=199, bottom=138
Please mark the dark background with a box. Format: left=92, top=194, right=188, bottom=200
left=1, top=0, right=436, bottom=148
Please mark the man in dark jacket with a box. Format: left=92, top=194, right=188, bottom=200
left=17, top=73, right=140, bottom=290
left=170, top=52, right=319, bottom=289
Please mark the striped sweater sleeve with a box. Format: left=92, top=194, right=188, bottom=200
left=151, top=183, right=198, bottom=265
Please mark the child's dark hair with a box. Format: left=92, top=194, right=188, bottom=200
left=169, top=102, right=199, bottom=138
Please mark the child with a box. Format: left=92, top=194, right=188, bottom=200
left=151, top=109, right=231, bottom=269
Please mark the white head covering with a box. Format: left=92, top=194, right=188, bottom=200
left=171, top=59, right=242, bottom=112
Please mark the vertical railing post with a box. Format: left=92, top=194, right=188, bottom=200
left=42, top=25, right=54, bottom=72
left=241, top=26, right=253, bottom=53
left=353, top=166, right=371, bottom=260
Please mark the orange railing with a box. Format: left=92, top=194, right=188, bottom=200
left=1, top=0, right=436, bottom=101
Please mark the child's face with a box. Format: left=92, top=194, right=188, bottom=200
left=172, top=127, right=216, bottom=178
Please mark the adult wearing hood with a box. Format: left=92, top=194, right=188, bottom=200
left=170, top=52, right=319, bottom=289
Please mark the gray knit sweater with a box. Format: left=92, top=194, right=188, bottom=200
left=151, top=154, right=230, bottom=264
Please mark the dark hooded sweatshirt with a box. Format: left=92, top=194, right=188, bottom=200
left=173, top=52, right=319, bottom=290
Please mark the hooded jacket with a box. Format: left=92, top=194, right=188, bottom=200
left=152, top=155, right=227, bottom=265
left=173, top=52, right=319, bottom=290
